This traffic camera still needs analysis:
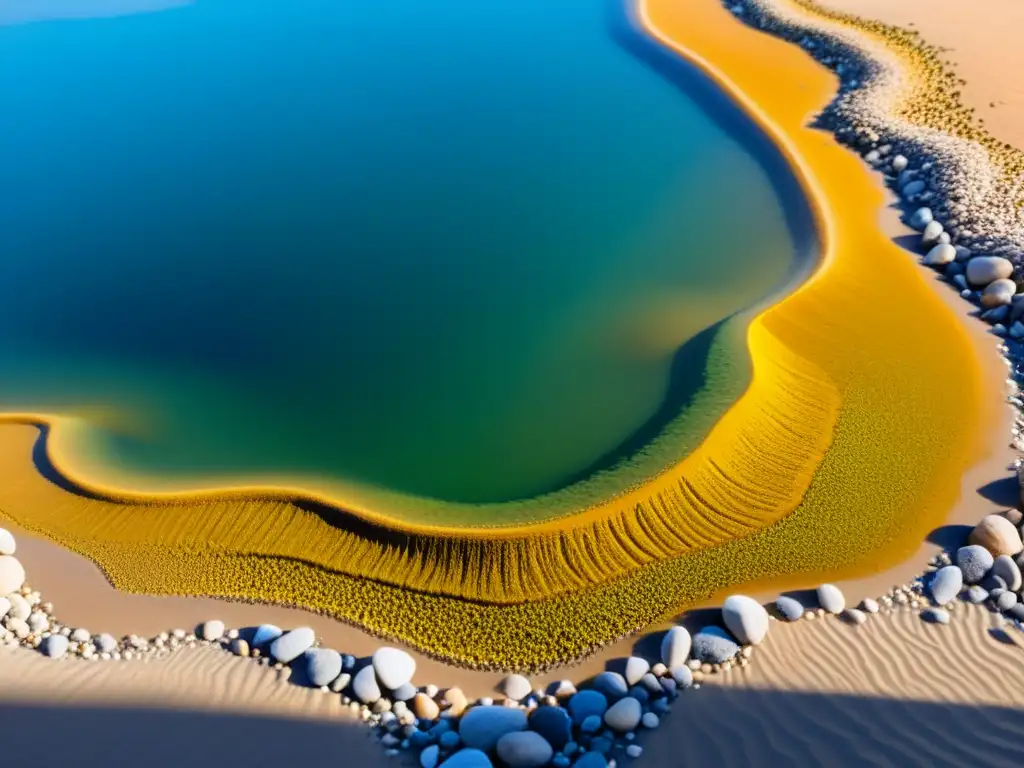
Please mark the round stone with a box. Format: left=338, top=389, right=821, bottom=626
left=200, top=620, right=225, bottom=642
left=0, top=529, right=15, bottom=556
left=921, top=608, right=950, bottom=625
left=250, top=624, right=283, bottom=648
left=501, top=674, right=532, bottom=702
left=921, top=220, right=944, bottom=247
left=495, top=731, right=554, bottom=768
left=722, top=595, right=770, bottom=645
left=0, top=556, right=26, bottom=596
left=591, top=671, right=628, bottom=701
left=957, top=545, right=995, bottom=584
left=891, top=154, right=908, bottom=172
left=458, top=705, right=527, bottom=752
left=94, top=633, right=118, bottom=654
left=965, top=585, right=989, bottom=604
left=902, top=179, right=926, bottom=198
left=997, top=591, right=1018, bottom=612
left=969, top=515, right=1023, bottom=557
left=966, top=256, right=1014, bottom=287
left=982, top=279, right=1017, bottom=308
left=392, top=682, right=417, bottom=701
left=7, top=594, right=30, bottom=620
left=817, top=584, right=846, bottom=614
left=992, top=555, right=1022, bottom=592
left=230, top=638, right=250, bottom=657
left=641, top=712, right=660, bottom=729
left=70, top=628, right=91, bottom=644
left=841, top=608, right=867, bottom=625
left=419, top=745, right=439, bottom=768
left=439, top=748, right=492, bottom=768
left=269, top=627, right=315, bottom=664
left=623, top=656, right=649, bottom=687
left=304, top=648, right=342, bottom=688
left=670, top=664, right=693, bottom=689
left=528, top=705, right=572, bottom=749
left=352, top=664, right=381, bottom=704
left=573, top=754, right=608, bottom=768
left=660, top=626, right=691, bottom=667
left=413, top=692, right=440, bottom=720
left=775, top=596, right=804, bottom=621
left=567, top=689, right=608, bottom=725
left=908, top=207, right=933, bottom=230
left=929, top=565, right=963, bottom=605
left=39, top=634, right=69, bottom=659
left=372, top=647, right=416, bottom=690
left=924, top=243, right=956, bottom=266
left=692, top=627, right=739, bottom=663
left=603, top=697, right=641, bottom=733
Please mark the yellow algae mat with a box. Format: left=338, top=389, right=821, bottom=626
left=0, top=0, right=990, bottom=668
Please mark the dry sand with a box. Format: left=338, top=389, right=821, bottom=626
left=4, top=0, right=1024, bottom=764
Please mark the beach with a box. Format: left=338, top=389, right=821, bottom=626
left=3, top=0, right=1024, bottom=764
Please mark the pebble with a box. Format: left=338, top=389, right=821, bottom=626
left=269, top=627, right=315, bottom=664
left=372, top=647, right=416, bottom=690
left=902, top=179, right=926, bottom=198
left=891, top=154, right=908, bottom=172
left=459, top=706, right=528, bottom=752
left=775, top=596, right=804, bottom=621
left=528, top=705, right=572, bottom=749
left=352, top=664, right=382, bottom=704
left=659, top=626, right=691, bottom=667
left=200, top=620, right=225, bottom=642
left=841, top=608, right=867, bottom=625
left=27, top=611, right=49, bottom=634
left=992, top=555, right=1022, bottom=592
left=997, top=591, right=1018, bottom=612
left=250, top=624, right=283, bottom=649
left=501, top=674, right=532, bottom=702
left=692, top=627, right=739, bottom=663
left=670, top=664, right=693, bottom=689
left=39, top=634, right=69, bottom=659
left=0, top=597, right=9, bottom=619
left=982, top=279, right=1018, bottom=308
left=580, top=715, right=603, bottom=734
left=641, top=712, right=660, bottom=729
left=230, top=638, right=250, bottom=657
left=965, top=585, right=989, bottom=604
left=439, top=749, right=493, bottom=768
left=0, top=555, right=25, bottom=596
left=591, top=671, right=628, bottom=701
left=908, top=206, right=933, bottom=230
left=921, top=608, right=950, bottom=625
left=924, top=243, right=956, bottom=266
left=0, top=529, right=15, bottom=556
left=626, top=745, right=643, bottom=759
left=568, top=690, right=609, bottom=725
left=929, top=565, right=964, bottom=605
left=603, top=697, right=641, bottom=733
left=969, top=515, right=1024, bottom=557
left=411, top=692, right=439, bottom=720
left=548, top=679, right=576, bottom=699
left=444, top=686, right=468, bottom=716
left=860, top=598, right=879, bottom=614
left=817, top=584, right=846, bottom=614
left=920, top=220, right=944, bottom=248
left=70, top=628, right=91, bottom=644
left=6, top=617, right=28, bottom=639
left=722, top=594, right=770, bottom=645
left=966, top=256, right=1014, bottom=287
left=495, top=731, right=554, bottom=768
left=623, top=657, right=649, bottom=687
left=304, top=648, right=343, bottom=688
left=957, top=545, right=995, bottom=584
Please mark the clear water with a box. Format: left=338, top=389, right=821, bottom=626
left=0, top=0, right=804, bottom=505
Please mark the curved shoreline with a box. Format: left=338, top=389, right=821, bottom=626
left=0, top=0, right=998, bottom=669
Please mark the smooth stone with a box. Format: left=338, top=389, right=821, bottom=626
left=269, top=627, right=315, bottom=664
left=200, top=620, right=225, bottom=642
left=444, top=687, right=468, bottom=716
left=329, top=672, right=351, bottom=692
left=969, top=515, right=1023, bottom=557
left=528, top=705, right=572, bottom=749
left=580, top=715, right=603, bottom=734
left=94, top=633, right=118, bottom=654
left=997, top=591, right=1018, bottom=612
left=440, top=749, right=492, bottom=768
left=439, top=731, right=461, bottom=749
left=501, top=674, right=533, bottom=702
left=70, top=628, right=91, bottom=644
left=625, top=685, right=649, bottom=705
left=908, top=206, right=933, bottom=230
left=966, top=256, right=1014, bottom=287
left=458, top=706, right=527, bottom=752
left=775, top=596, right=804, bottom=622
left=304, top=648, right=343, bottom=688
left=670, top=665, right=693, bottom=689
left=722, top=595, right=769, bottom=645
left=623, top=657, right=649, bottom=687
left=352, top=664, right=381, bottom=704
left=567, top=690, right=608, bottom=725
left=891, top=154, right=908, bottom=172
left=1007, top=604, right=1024, bottom=623
left=6, top=594, right=29, bottom=621
left=965, top=585, right=989, bottom=604
left=603, top=697, right=641, bottom=733
left=495, top=731, right=554, bottom=768
left=841, top=608, right=867, bottom=625
left=957, top=545, right=995, bottom=583
left=929, top=565, right=964, bottom=605
left=921, top=220, right=944, bottom=247
left=626, top=745, right=644, bottom=758
left=924, top=243, right=956, bottom=266
left=420, top=745, right=439, bottom=768
left=954, top=245, right=973, bottom=262
left=641, top=712, right=660, bottom=729
left=982, top=279, right=1017, bottom=308
left=921, top=608, right=950, bottom=625
left=591, top=672, right=628, bottom=701
left=39, top=634, right=69, bottom=659
left=817, top=584, right=845, bottom=614
left=372, top=647, right=416, bottom=690
left=0, top=556, right=25, bottom=596
left=6, top=617, right=29, bottom=639
left=548, top=680, right=577, bottom=699
left=27, top=612, right=49, bottom=634
left=412, top=692, right=440, bottom=720
left=992, top=555, right=1022, bottom=592
left=392, top=682, right=417, bottom=702
left=0, top=529, right=14, bottom=556
left=639, top=673, right=661, bottom=694
left=250, top=624, right=283, bottom=648
left=0, top=597, right=9, bottom=619
left=902, top=179, right=926, bottom=197
left=573, top=754, right=608, bottom=768
left=861, top=598, right=880, bottom=614
left=692, top=627, right=739, bottom=663
left=659, top=626, right=691, bottom=667
left=230, top=638, right=250, bottom=657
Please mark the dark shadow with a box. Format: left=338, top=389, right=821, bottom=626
left=0, top=701, right=404, bottom=767
left=977, top=476, right=1019, bottom=507
left=926, top=525, right=972, bottom=550
left=988, top=626, right=1018, bottom=646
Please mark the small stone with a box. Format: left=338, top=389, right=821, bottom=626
left=439, top=749, right=492, bottom=768
left=501, top=674, right=532, bottom=702
left=965, top=585, right=989, bottom=604
left=496, top=731, right=554, bottom=768
left=352, top=664, right=381, bottom=704
left=548, top=679, right=576, bottom=699
left=659, top=626, right=691, bottom=667
left=250, top=624, right=283, bottom=649
left=920, top=220, right=944, bottom=248
left=997, top=591, right=1018, bottom=612
left=957, top=545, right=995, bottom=583
left=775, top=596, right=804, bottom=621
left=27, top=611, right=49, bottom=634
left=591, top=672, right=628, bottom=701
left=420, top=745, right=439, bottom=768
left=573, top=754, right=608, bottom=768
left=817, top=584, right=845, bottom=614
left=39, top=634, right=69, bottom=659
left=580, top=714, right=602, bottom=734
left=992, top=555, right=1022, bottom=591
left=921, top=608, right=950, bottom=625
left=568, top=690, right=608, bottom=725
left=860, top=598, right=879, bottom=614
left=94, top=633, right=118, bottom=654
left=841, top=608, right=867, bottom=625
left=230, top=638, right=250, bottom=657
left=0, top=529, right=15, bottom=556
left=623, top=657, right=649, bottom=686
left=459, top=706, right=528, bottom=752
left=444, top=686, right=468, bottom=716
left=902, top=179, right=926, bottom=198
left=392, top=682, right=417, bottom=701
left=982, top=279, right=1018, bottom=309
left=670, top=664, right=693, bottom=689
left=528, top=705, right=572, bottom=749
left=722, top=595, right=770, bottom=645
left=304, top=648, right=343, bottom=688
left=372, top=647, right=416, bottom=690
left=891, top=154, right=908, bottom=172
left=603, top=697, right=641, bottom=733
left=969, top=515, right=1023, bottom=557
left=650, top=663, right=667, bottom=677
left=200, top=620, right=225, bottom=642
left=966, top=256, right=1014, bottom=287
left=924, top=243, right=956, bottom=266
left=908, top=206, right=933, bottom=230
left=269, top=627, right=315, bottom=664
left=413, top=692, right=439, bottom=720
left=641, top=712, right=659, bottom=729
left=6, top=617, right=28, bottom=639
left=929, top=565, right=964, bottom=605
left=0, top=556, right=25, bottom=596
left=692, top=627, right=739, bottom=663
left=70, top=628, right=91, bottom=644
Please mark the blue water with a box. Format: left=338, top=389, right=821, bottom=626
left=0, top=0, right=801, bottom=505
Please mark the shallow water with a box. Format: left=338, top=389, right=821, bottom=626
left=0, top=0, right=801, bottom=505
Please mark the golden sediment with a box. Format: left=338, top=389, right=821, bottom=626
left=0, top=0, right=998, bottom=668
